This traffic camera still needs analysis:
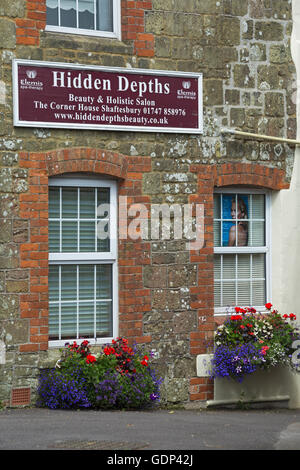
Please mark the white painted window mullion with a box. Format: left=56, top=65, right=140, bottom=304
left=58, top=0, right=61, bottom=26
left=76, top=0, right=79, bottom=28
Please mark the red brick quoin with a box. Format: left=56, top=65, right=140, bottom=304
left=18, top=147, right=152, bottom=352
left=16, top=0, right=154, bottom=57
left=187, top=162, right=290, bottom=402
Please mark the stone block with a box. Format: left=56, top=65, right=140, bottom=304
left=258, top=65, right=282, bottom=90
left=143, top=266, right=168, bottom=288
left=155, top=36, right=172, bottom=58
left=164, top=378, right=189, bottom=403
left=255, top=21, right=284, bottom=41
left=217, top=16, right=240, bottom=46
left=168, top=265, right=197, bottom=288
left=265, top=92, right=285, bottom=117
left=0, top=294, right=19, bottom=319
left=203, top=80, right=223, bottom=106
left=0, top=19, right=16, bottom=49
left=233, top=64, right=255, bottom=88
left=0, top=219, right=12, bottom=243
left=0, top=0, right=25, bottom=17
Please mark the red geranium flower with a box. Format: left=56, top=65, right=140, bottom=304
left=265, top=303, right=272, bottom=310
left=86, top=354, right=96, bottom=364
left=230, top=315, right=243, bottom=321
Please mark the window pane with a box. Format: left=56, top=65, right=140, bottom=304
left=214, top=255, right=221, bottom=280
left=79, top=302, right=94, bottom=337
left=252, top=253, right=265, bottom=278
left=249, top=221, right=265, bottom=247
left=79, top=0, right=95, bottom=29
left=80, top=188, right=95, bottom=219
left=46, top=0, right=59, bottom=26
left=62, top=221, right=78, bottom=251
left=61, top=265, right=77, bottom=300
left=96, top=264, right=112, bottom=298
left=97, top=221, right=110, bottom=252
left=97, top=0, right=113, bottom=31
left=79, top=265, right=94, bottom=300
left=214, top=281, right=221, bottom=308
left=49, top=305, right=59, bottom=339
left=252, top=194, right=265, bottom=219
left=237, top=254, right=250, bottom=279
left=61, top=303, right=77, bottom=339
left=49, top=265, right=59, bottom=301
left=252, top=280, right=266, bottom=305
left=98, top=188, right=110, bottom=206
left=62, top=188, right=77, bottom=219
left=96, top=301, right=112, bottom=336
left=213, top=220, right=221, bottom=247
left=222, top=281, right=236, bottom=306
left=237, top=281, right=251, bottom=305
left=80, top=221, right=96, bottom=251
left=49, top=187, right=60, bottom=218
left=223, top=255, right=235, bottom=280
left=49, top=221, right=60, bottom=252
left=60, top=0, right=77, bottom=27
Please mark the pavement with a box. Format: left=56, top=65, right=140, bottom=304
left=1, top=406, right=300, bottom=453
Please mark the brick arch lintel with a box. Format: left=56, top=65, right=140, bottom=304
left=190, top=162, right=290, bottom=191
left=20, top=147, right=129, bottom=180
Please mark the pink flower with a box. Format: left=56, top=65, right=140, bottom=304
left=261, top=346, right=269, bottom=356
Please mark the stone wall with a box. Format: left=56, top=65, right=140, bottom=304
left=0, top=0, right=296, bottom=406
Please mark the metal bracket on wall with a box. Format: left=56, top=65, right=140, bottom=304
left=221, top=128, right=300, bottom=146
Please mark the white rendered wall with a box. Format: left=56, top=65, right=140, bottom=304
left=270, top=0, right=300, bottom=408
left=198, top=1, right=300, bottom=408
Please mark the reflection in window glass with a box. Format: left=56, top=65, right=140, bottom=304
left=79, top=0, right=95, bottom=30
left=46, top=0, right=115, bottom=33
left=46, top=0, right=59, bottom=26
left=60, top=0, right=76, bottom=28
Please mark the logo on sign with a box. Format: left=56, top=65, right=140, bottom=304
left=177, top=80, right=196, bottom=100
left=20, top=68, right=43, bottom=91
left=182, top=80, right=191, bottom=90
left=26, top=70, right=37, bottom=79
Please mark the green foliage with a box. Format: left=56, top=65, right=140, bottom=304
left=38, top=338, right=163, bottom=410
left=214, top=304, right=300, bottom=375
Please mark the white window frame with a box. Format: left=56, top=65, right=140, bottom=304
left=213, top=187, right=271, bottom=316
left=45, top=0, right=121, bottom=40
left=48, top=176, right=118, bottom=347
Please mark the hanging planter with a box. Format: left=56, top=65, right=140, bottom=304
left=210, top=304, right=300, bottom=383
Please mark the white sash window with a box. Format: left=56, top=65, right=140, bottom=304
left=48, top=177, right=118, bottom=346
left=46, top=0, right=121, bottom=39
left=213, top=189, right=271, bottom=314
